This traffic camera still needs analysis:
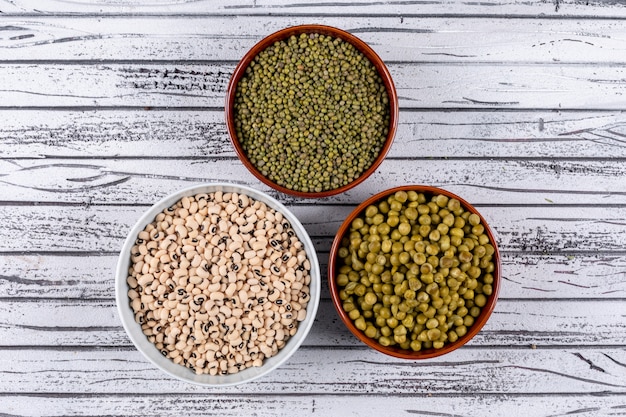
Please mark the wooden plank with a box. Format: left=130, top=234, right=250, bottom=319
left=1, top=110, right=625, bottom=159
left=0, top=63, right=624, bottom=109
left=1, top=204, right=625, bottom=253
left=2, top=393, right=626, bottom=417
left=1, top=0, right=625, bottom=18
left=2, top=253, right=626, bottom=300
left=1, top=17, right=625, bottom=63
left=1, top=157, right=626, bottom=206
left=1, top=299, right=625, bottom=347
left=0, top=347, right=624, bottom=394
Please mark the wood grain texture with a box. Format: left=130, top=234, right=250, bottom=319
left=0, top=62, right=624, bottom=109
left=2, top=394, right=626, bottom=417
left=1, top=0, right=625, bottom=414
left=3, top=252, right=625, bottom=299
left=1, top=157, right=626, bottom=205
left=1, top=0, right=625, bottom=17
left=0, top=17, right=625, bottom=63
left=1, top=204, right=626, bottom=253
left=0, top=347, right=624, bottom=394
left=1, top=110, right=625, bottom=159
left=2, top=299, right=625, bottom=347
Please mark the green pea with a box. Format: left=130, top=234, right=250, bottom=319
left=414, top=253, right=426, bottom=265
left=468, top=213, right=481, bottom=226
left=377, top=223, right=391, bottom=236
left=459, top=251, right=473, bottom=263
left=372, top=213, right=385, bottom=225
left=380, top=326, right=392, bottom=337
left=387, top=215, right=400, bottom=227
left=364, top=292, right=378, bottom=305
left=379, top=336, right=392, bottom=346
left=351, top=218, right=365, bottom=230
left=369, top=264, right=382, bottom=276
left=354, top=316, right=366, bottom=330
left=348, top=308, right=361, bottom=320
left=365, top=205, right=378, bottom=218
left=398, top=252, right=411, bottom=264
left=365, top=325, right=377, bottom=338
left=398, top=222, right=411, bottom=236
left=389, top=200, right=403, bottom=212
left=335, top=190, right=496, bottom=352
left=427, top=328, right=441, bottom=341
left=482, top=284, right=493, bottom=296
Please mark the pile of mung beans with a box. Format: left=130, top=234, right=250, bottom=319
left=233, top=32, right=390, bottom=193
left=335, top=190, right=495, bottom=352
left=126, top=191, right=311, bottom=375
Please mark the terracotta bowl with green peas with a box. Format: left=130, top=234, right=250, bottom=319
left=328, top=185, right=501, bottom=359
left=225, top=24, right=398, bottom=198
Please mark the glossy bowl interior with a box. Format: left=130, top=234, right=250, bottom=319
left=115, top=183, right=321, bottom=386
left=328, top=185, right=501, bottom=359
left=225, top=24, right=399, bottom=198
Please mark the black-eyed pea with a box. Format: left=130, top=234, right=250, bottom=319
left=268, top=290, right=280, bottom=302
left=219, top=305, right=232, bottom=317
left=223, top=282, right=236, bottom=298
left=260, top=344, right=272, bottom=357
left=138, top=272, right=156, bottom=289
left=186, top=218, right=199, bottom=232
left=208, top=291, right=225, bottom=302
left=238, top=289, right=249, bottom=304
left=296, top=250, right=307, bottom=264
left=285, top=256, right=298, bottom=269
left=188, top=275, right=203, bottom=285
left=262, top=258, right=273, bottom=269
left=130, top=297, right=142, bottom=312
left=132, top=261, right=144, bottom=274
left=216, top=264, right=227, bottom=276
left=272, top=280, right=286, bottom=292
left=127, top=288, right=140, bottom=301
left=129, top=193, right=310, bottom=375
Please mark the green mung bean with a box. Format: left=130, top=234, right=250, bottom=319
left=234, top=32, right=390, bottom=193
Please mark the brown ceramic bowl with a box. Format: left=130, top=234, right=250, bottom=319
left=328, top=185, right=501, bottom=359
left=225, top=24, right=398, bottom=198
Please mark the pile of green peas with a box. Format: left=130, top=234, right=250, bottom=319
left=233, top=32, right=390, bottom=193
left=335, top=190, right=496, bottom=352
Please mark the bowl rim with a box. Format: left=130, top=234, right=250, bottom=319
left=328, top=185, right=501, bottom=359
left=115, top=182, right=321, bottom=386
left=225, top=24, right=399, bottom=198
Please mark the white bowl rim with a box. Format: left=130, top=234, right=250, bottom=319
left=115, top=182, right=321, bottom=387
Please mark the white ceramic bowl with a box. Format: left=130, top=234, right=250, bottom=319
left=115, top=183, right=321, bottom=386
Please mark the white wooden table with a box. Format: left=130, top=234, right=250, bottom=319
left=1, top=1, right=626, bottom=415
